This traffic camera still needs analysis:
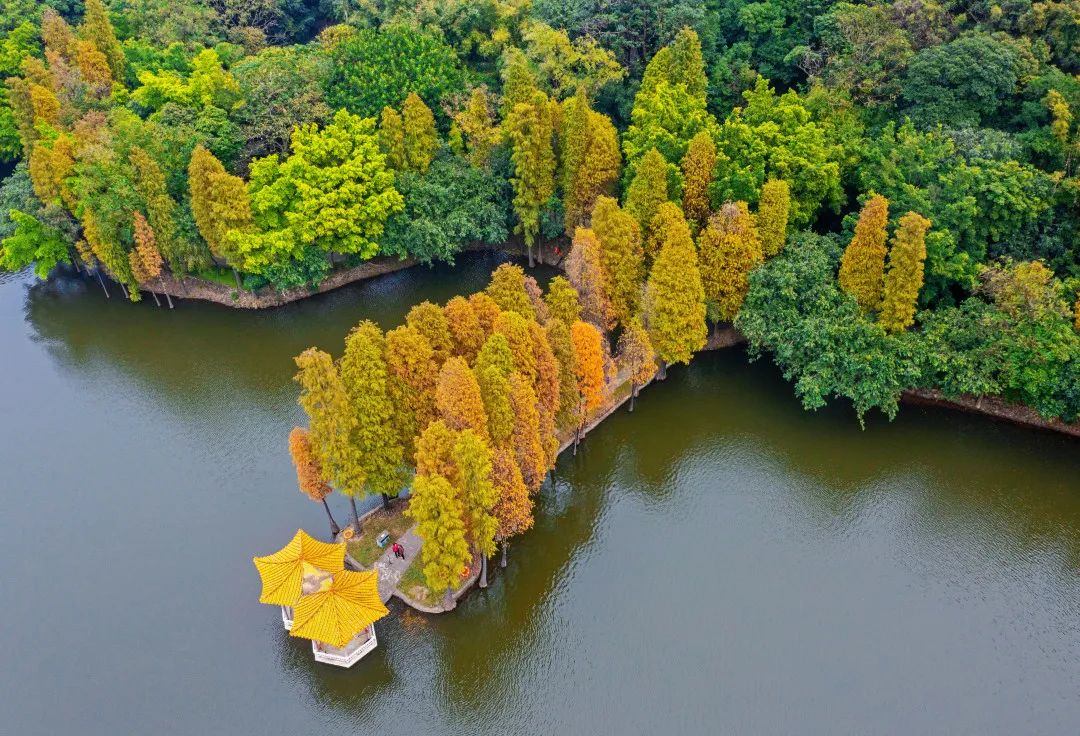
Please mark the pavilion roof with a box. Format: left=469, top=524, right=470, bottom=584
left=252, top=529, right=345, bottom=606
left=289, top=569, right=389, bottom=648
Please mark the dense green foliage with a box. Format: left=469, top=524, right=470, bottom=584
left=0, top=0, right=1077, bottom=423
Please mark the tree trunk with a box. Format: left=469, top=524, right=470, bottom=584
left=526, top=242, right=535, bottom=268
left=322, top=498, right=341, bottom=537
left=628, top=380, right=637, bottom=412
left=537, top=241, right=544, bottom=265
left=380, top=492, right=392, bottom=511
left=442, top=587, right=456, bottom=611
left=232, top=267, right=243, bottom=290
left=119, top=282, right=129, bottom=300
left=149, top=289, right=161, bottom=307
left=480, top=554, right=488, bottom=589
left=500, top=540, right=509, bottom=568
left=94, top=268, right=110, bottom=298
left=157, top=277, right=174, bottom=308
left=573, top=420, right=581, bottom=455
left=349, top=496, right=362, bottom=533
left=657, top=360, right=668, bottom=380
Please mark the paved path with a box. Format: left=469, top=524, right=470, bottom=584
left=372, top=526, right=422, bottom=603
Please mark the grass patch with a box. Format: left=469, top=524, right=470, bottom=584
left=399, top=558, right=433, bottom=606
left=193, top=266, right=238, bottom=288
left=346, top=504, right=413, bottom=567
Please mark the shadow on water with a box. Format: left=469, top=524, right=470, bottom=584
left=22, top=251, right=552, bottom=414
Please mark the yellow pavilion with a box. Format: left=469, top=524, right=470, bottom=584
left=253, top=530, right=389, bottom=667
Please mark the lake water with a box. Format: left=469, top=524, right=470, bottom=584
left=2, top=252, right=1079, bottom=734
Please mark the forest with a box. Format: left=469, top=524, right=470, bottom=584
left=0, top=0, right=1078, bottom=424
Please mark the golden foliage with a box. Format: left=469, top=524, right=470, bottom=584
left=757, top=179, right=791, bottom=258
left=415, top=420, right=460, bottom=483
left=486, top=263, right=535, bottom=318
left=544, top=276, right=582, bottom=326
left=384, top=324, right=438, bottom=461
left=838, top=194, right=889, bottom=312
left=436, top=356, right=490, bottom=440
left=403, top=92, right=439, bottom=173
left=698, top=201, right=763, bottom=321
left=288, top=427, right=332, bottom=501
left=492, top=447, right=534, bottom=541
left=406, top=300, right=454, bottom=366
left=644, top=206, right=707, bottom=366
left=75, top=40, right=112, bottom=92
left=495, top=309, right=537, bottom=382
left=129, top=211, right=164, bottom=284
left=188, top=145, right=252, bottom=266
left=564, top=227, right=614, bottom=329
left=617, top=317, right=657, bottom=387
left=561, top=89, right=621, bottom=230
left=545, top=318, right=580, bottom=429
left=571, top=320, right=606, bottom=413
left=444, top=296, right=486, bottom=363
left=468, top=292, right=503, bottom=336
left=880, top=211, right=931, bottom=334
left=405, top=473, right=470, bottom=596
left=378, top=106, right=406, bottom=170
left=591, top=195, right=644, bottom=327
left=509, top=372, right=548, bottom=493
left=680, top=131, right=716, bottom=230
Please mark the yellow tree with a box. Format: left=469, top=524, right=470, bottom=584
left=544, top=276, right=582, bottom=326
left=680, top=131, right=716, bottom=230
left=486, top=263, right=536, bottom=319
left=454, top=430, right=499, bottom=588
left=645, top=206, right=707, bottom=375
left=570, top=320, right=606, bottom=453
left=444, top=296, right=486, bottom=362
left=436, top=356, right=490, bottom=440
left=340, top=321, right=407, bottom=516
left=469, top=291, right=503, bottom=336
left=80, top=0, right=125, bottom=80
left=591, top=195, right=644, bottom=327
left=378, top=106, right=406, bottom=170
left=454, top=87, right=499, bottom=169
left=188, top=145, right=251, bottom=278
left=757, top=179, right=791, bottom=258
left=545, top=318, right=580, bottom=430
left=624, top=147, right=669, bottom=242
left=880, top=212, right=931, bottom=334
left=415, top=420, right=460, bottom=482
left=616, top=317, right=656, bottom=411
left=509, top=372, right=548, bottom=493
left=560, top=87, right=621, bottom=231
left=406, top=473, right=470, bottom=609
left=294, top=347, right=365, bottom=524
left=564, top=227, right=614, bottom=329
left=384, top=325, right=438, bottom=463
left=403, top=92, right=439, bottom=173
left=406, top=300, right=454, bottom=366
left=492, top=447, right=533, bottom=567
left=495, top=310, right=537, bottom=383
left=838, top=194, right=890, bottom=312
left=698, top=201, right=763, bottom=323
left=505, top=89, right=556, bottom=266
left=288, top=426, right=341, bottom=537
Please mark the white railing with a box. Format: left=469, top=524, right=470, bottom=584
left=311, top=626, right=378, bottom=667
left=280, top=606, right=293, bottom=630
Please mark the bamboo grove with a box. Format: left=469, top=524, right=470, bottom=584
left=1, top=2, right=1078, bottom=424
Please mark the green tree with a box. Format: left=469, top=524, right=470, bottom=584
left=406, top=472, right=470, bottom=608
left=236, top=110, right=404, bottom=280
left=880, top=212, right=930, bottom=334
left=505, top=89, right=556, bottom=267
left=623, top=147, right=670, bottom=241
left=544, top=276, right=581, bottom=326
left=560, top=88, right=621, bottom=231
left=591, top=195, right=644, bottom=327
left=340, top=321, right=407, bottom=514
left=838, top=194, right=890, bottom=312
left=545, top=317, right=580, bottom=430
left=454, top=429, right=498, bottom=587
left=0, top=210, right=70, bottom=278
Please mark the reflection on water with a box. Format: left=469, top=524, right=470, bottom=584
left=1, top=256, right=1079, bottom=735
